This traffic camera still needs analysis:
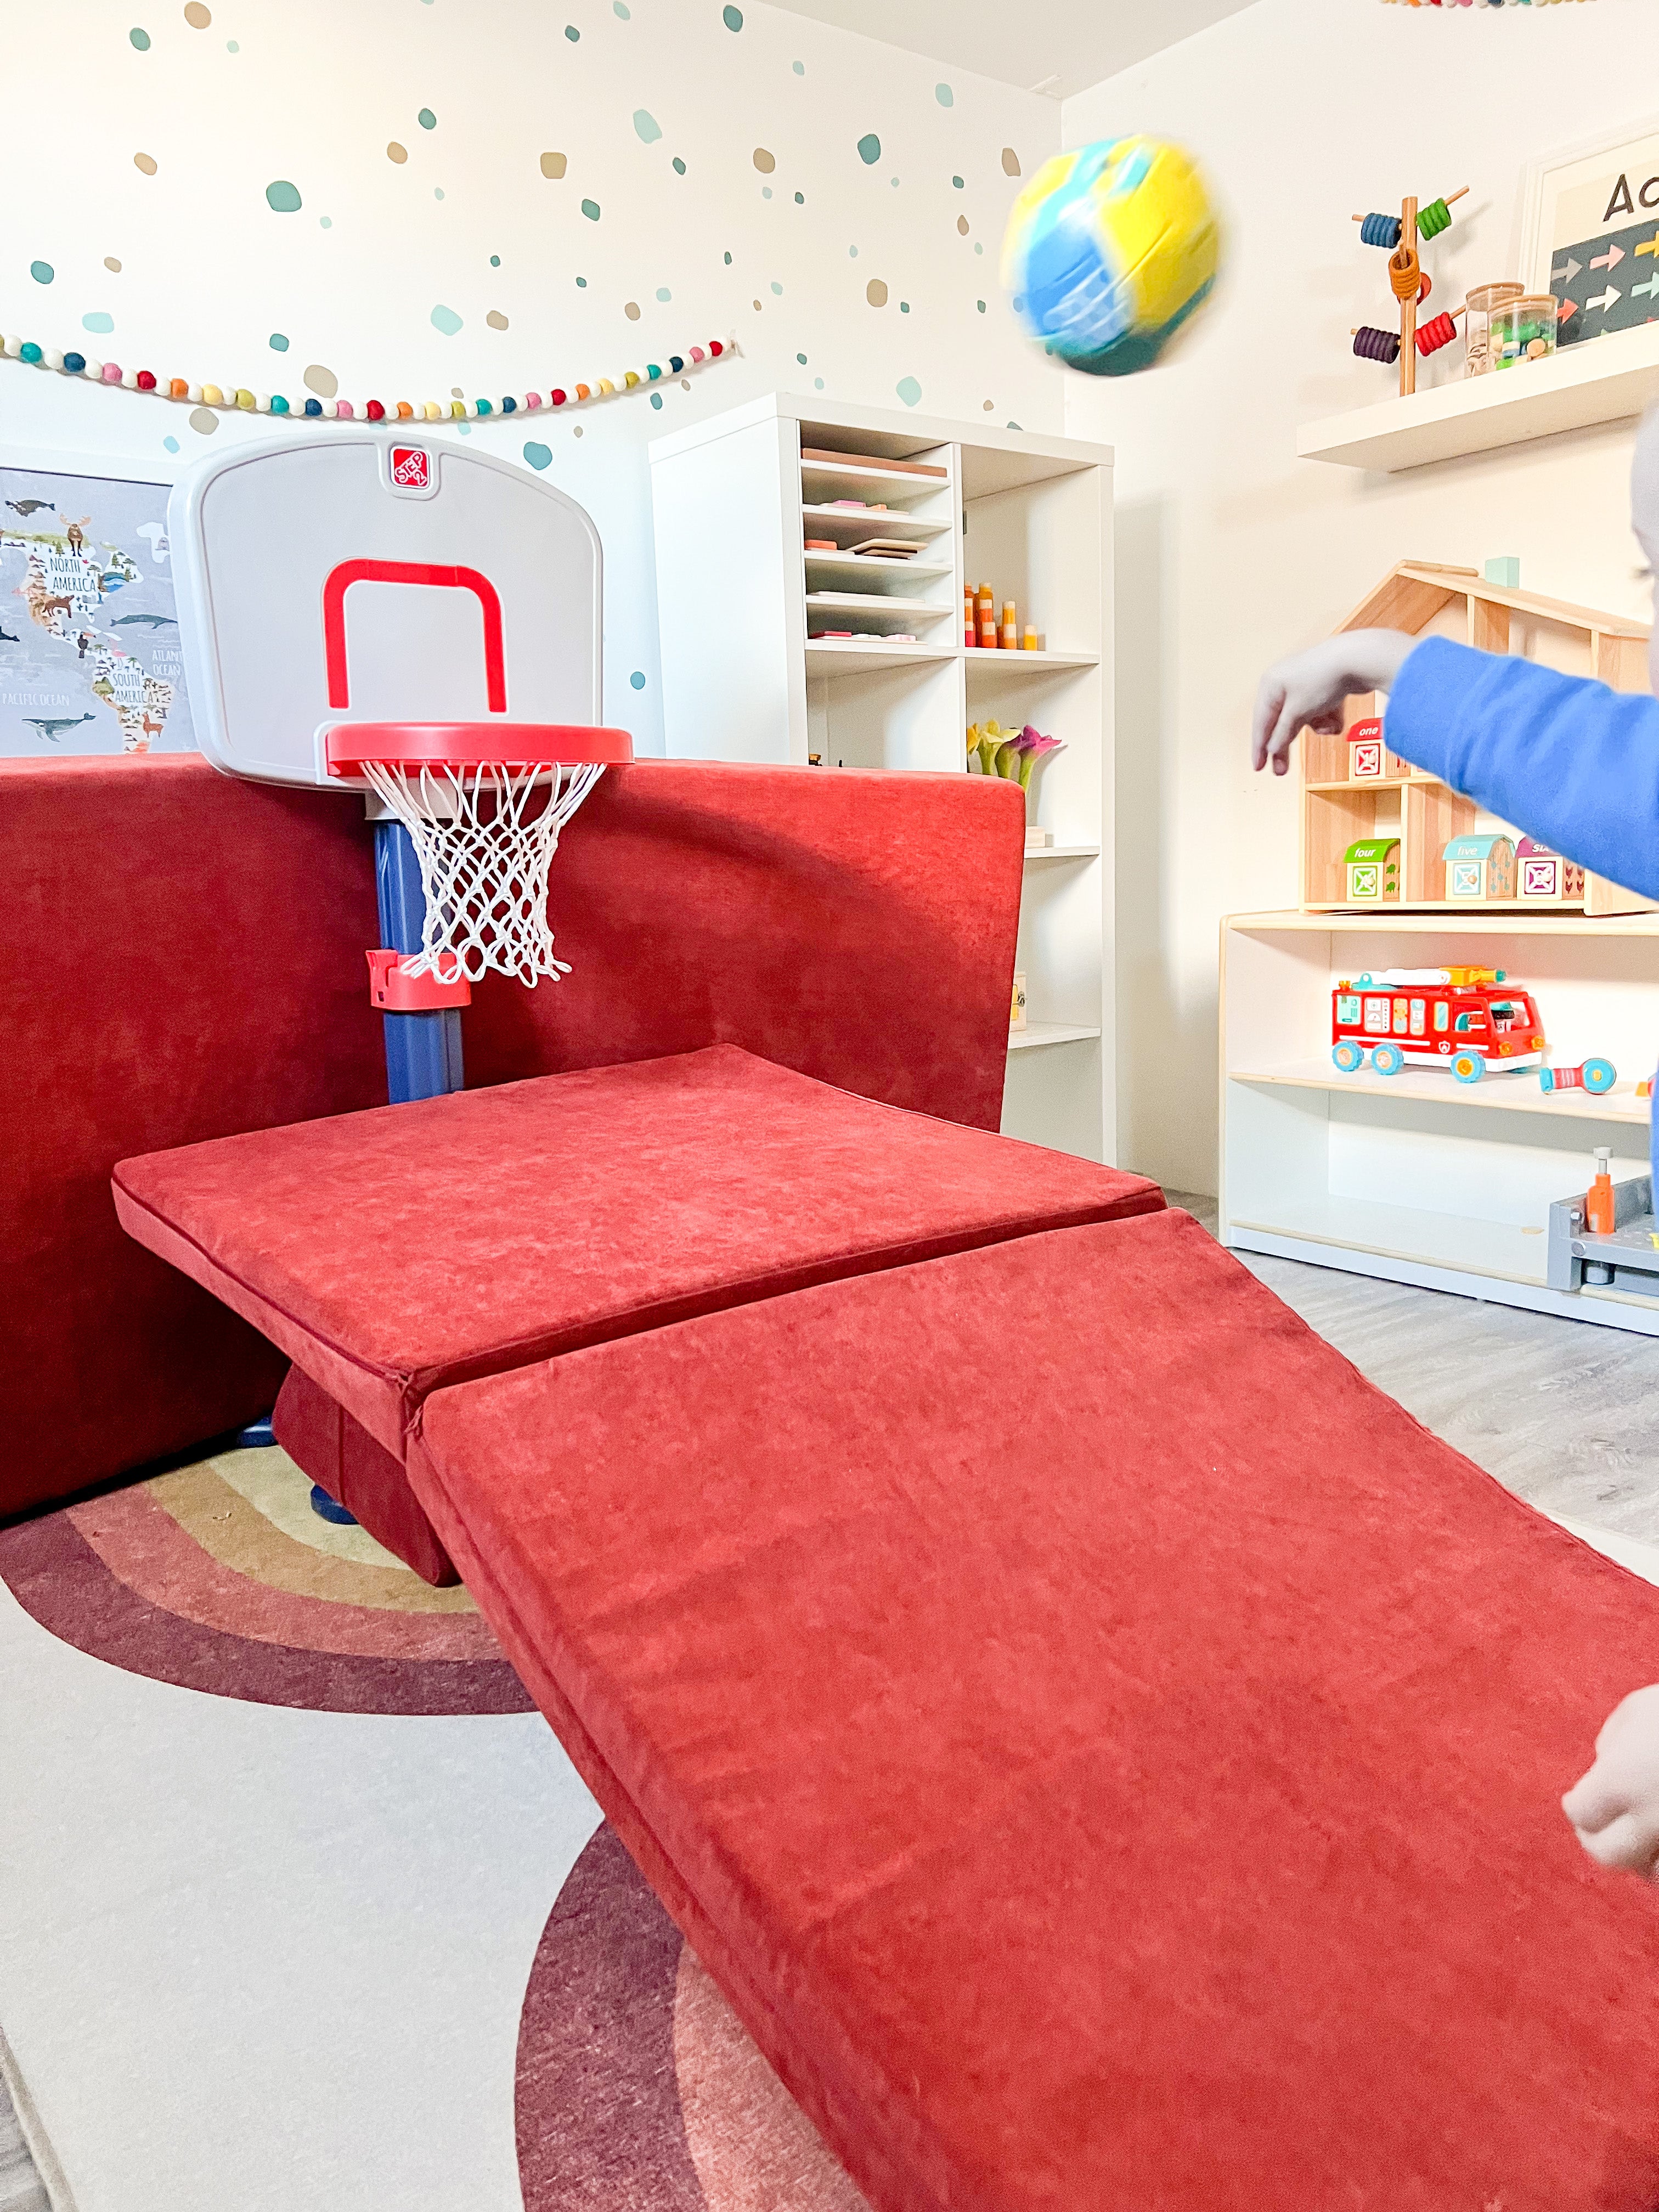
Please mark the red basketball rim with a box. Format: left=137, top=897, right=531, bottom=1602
left=324, top=721, right=634, bottom=778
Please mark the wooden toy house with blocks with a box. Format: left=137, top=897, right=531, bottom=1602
left=1299, top=561, right=1657, bottom=917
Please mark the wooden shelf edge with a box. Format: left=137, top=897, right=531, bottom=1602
left=1008, top=1022, right=1102, bottom=1053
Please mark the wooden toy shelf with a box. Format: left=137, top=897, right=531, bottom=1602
left=1300, top=560, right=1656, bottom=919
left=651, top=392, right=1114, bottom=1167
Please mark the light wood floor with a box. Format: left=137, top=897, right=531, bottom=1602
left=1169, top=1191, right=1659, bottom=1545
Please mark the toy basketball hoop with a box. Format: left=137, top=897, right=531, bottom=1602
left=325, top=721, right=633, bottom=988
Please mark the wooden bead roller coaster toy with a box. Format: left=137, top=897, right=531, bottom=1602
left=1350, top=187, right=1470, bottom=395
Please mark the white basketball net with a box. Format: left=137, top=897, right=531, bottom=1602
left=359, top=759, right=606, bottom=987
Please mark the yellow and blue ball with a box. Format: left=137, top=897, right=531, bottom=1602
left=1002, top=137, right=1220, bottom=377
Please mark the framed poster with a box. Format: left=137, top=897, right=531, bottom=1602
left=1519, top=120, right=1659, bottom=352
left=0, top=448, right=195, bottom=759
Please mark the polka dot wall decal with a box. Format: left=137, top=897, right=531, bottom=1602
left=672, top=157, right=686, bottom=175
left=625, top=302, right=640, bottom=320
left=796, top=351, right=806, bottom=363
left=723, top=5, right=742, bottom=26
left=486, top=310, right=509, bottom=329
left=974, top=242, right=983, bottom=254
left=650, top=391, right=662, bottom=408
left=977, top=299, right=985, bottom=312
left=452, top=386, right=464, bottom=397
left=134, top=151, right=159, bottom=174
left=540, top=151, right=567, bottom=179
left=105, top=257, right=122, bottom=273
left=565, top=22, right=578, bottom=37
left=935, top=82, right=952, bottom=106
left=899, top=301, right=909, bottom=313
left=269, top=332, right=289, bottom=350
left=857, top=134, right=880, bottom=165
left=753, top=148, right=775, bottom=173
left=266, top=180, right=302, bottom=212
left=490, top=254, right=501, bottom=267
left=225, top=39, right=237, bottom=50
left=752, top=298, right=761, bottom=311
left=320, top=216, right=333, bottom=228
left=814, top=376, right=824, bottom=388
left=848, top=245, right=857, bottom=256
left=183, top=2, right=211, bottom=25
left=82, top=313, right=115, bottom=334
left=387, top=141, right=408, bottom=163
left=629, top=670, right=646, bottom=689
left=770, top=280, right=782, bottom=295
left=983, top=399, right=994, bottom=410
left=303, top=363, right=338, bottom=397
left=418, top=108, right=437, bottom=128
left=794, top=191, right=804, bottom=204
left=634, top=110, right=662, bottom=143
left=896, top=376, right=921, bottom=407
left=30, top=262, right=53, bottom=285
left=723, top=251, right=732, bottom=264
left=581, top=198, right=600, bottom=220
left=865, top=278, right=887, bottom=307
left=957, top=215, right=969, bottom=235
left=523, top=440, right=551, bottom=470
left=793, top=59, right=804, bottom=74
left=129, top=26, right=150, bottom=47
left=189, top=405, right=218, bottom=433
left=432, top=190, right=443, bottom=201
left=431, top=304, right=462, bottom=335
left=1001, top=148, right=1020, bottom=176
left=952, top=174, right=963, bottom=188
left=162, top=434, right=179, bottom=452
left=760, top=188, right=771, bottom=201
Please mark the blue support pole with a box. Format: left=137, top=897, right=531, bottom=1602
left=375, top=820, right=465, bottom=1105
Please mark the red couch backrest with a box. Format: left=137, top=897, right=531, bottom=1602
left=2, top=753, right=1022, bottom=1517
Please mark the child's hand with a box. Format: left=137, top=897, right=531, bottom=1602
left=1563, top=1684, right=1659, bottom=1877
left=1251, top=630, right=1418, bottom=776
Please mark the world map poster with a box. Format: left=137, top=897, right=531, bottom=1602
left=0, top=465, right=195, bottom=757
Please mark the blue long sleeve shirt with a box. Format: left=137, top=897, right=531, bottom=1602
left=1385, top=636, right=1659, bottom=1184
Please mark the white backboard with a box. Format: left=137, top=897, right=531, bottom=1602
left=169, top=435, right=602, bottom=788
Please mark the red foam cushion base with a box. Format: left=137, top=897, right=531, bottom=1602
left=113, top=1044, right=1163, bottom=1460
left=408, top=1210, right=1659, bottom=2211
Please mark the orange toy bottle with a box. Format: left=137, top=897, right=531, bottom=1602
left=1586, top=1147, right=1616, bottom=1235
left=1001, top=600, right=1018, bottom=651
left=977, top=584, right=996, bottom=650
left=964, top=584, right=975, bottom=648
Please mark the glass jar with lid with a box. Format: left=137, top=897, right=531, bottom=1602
left=1464, top=282, right=1525, bottom=377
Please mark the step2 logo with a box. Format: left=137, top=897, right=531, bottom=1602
left=390, top=447, right=432, bottom=490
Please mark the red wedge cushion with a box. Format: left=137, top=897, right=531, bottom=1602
left=407, top=1209, right=1659, bottom=2212
left=113, top=1044, right=1161, bottom=1459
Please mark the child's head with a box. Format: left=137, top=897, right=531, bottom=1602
left=1633, top=408, right=1659, bottom=692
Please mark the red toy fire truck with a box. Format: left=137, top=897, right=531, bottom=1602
left=1331, top=967, right=1544, bottom=1084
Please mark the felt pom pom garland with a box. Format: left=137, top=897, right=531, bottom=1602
left=0, top=328, right=734, bottom=419
left=1379, top=1, right=1595, bottom=8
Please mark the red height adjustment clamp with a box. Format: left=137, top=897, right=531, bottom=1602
left=366, top=949, right=472, bottom=1012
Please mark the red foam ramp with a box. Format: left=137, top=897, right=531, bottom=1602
left=408, top=1209, right=1659, bottom=2211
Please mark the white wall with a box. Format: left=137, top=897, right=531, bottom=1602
left=1062, top=0, right=1659, bottom=1196
left=2, top=0, right=1058, bottom=752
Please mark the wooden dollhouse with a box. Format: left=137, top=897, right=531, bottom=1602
left=1299, top=560, right=1657, bottom=917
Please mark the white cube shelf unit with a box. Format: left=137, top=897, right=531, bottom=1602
left=1221, top=909, right=1659, bottom=1335
left=650, top=393, right=1114, bottom=1165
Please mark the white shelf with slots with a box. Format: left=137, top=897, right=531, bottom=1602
left=1298, top=321, right=1659, bottom=474
left=1220, top=910, right=1659, bottom=1336
left=651, top=392, right=1114, bottom=1165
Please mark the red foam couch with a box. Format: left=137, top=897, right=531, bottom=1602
left=2, top=749, right=1046, bottom=1525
